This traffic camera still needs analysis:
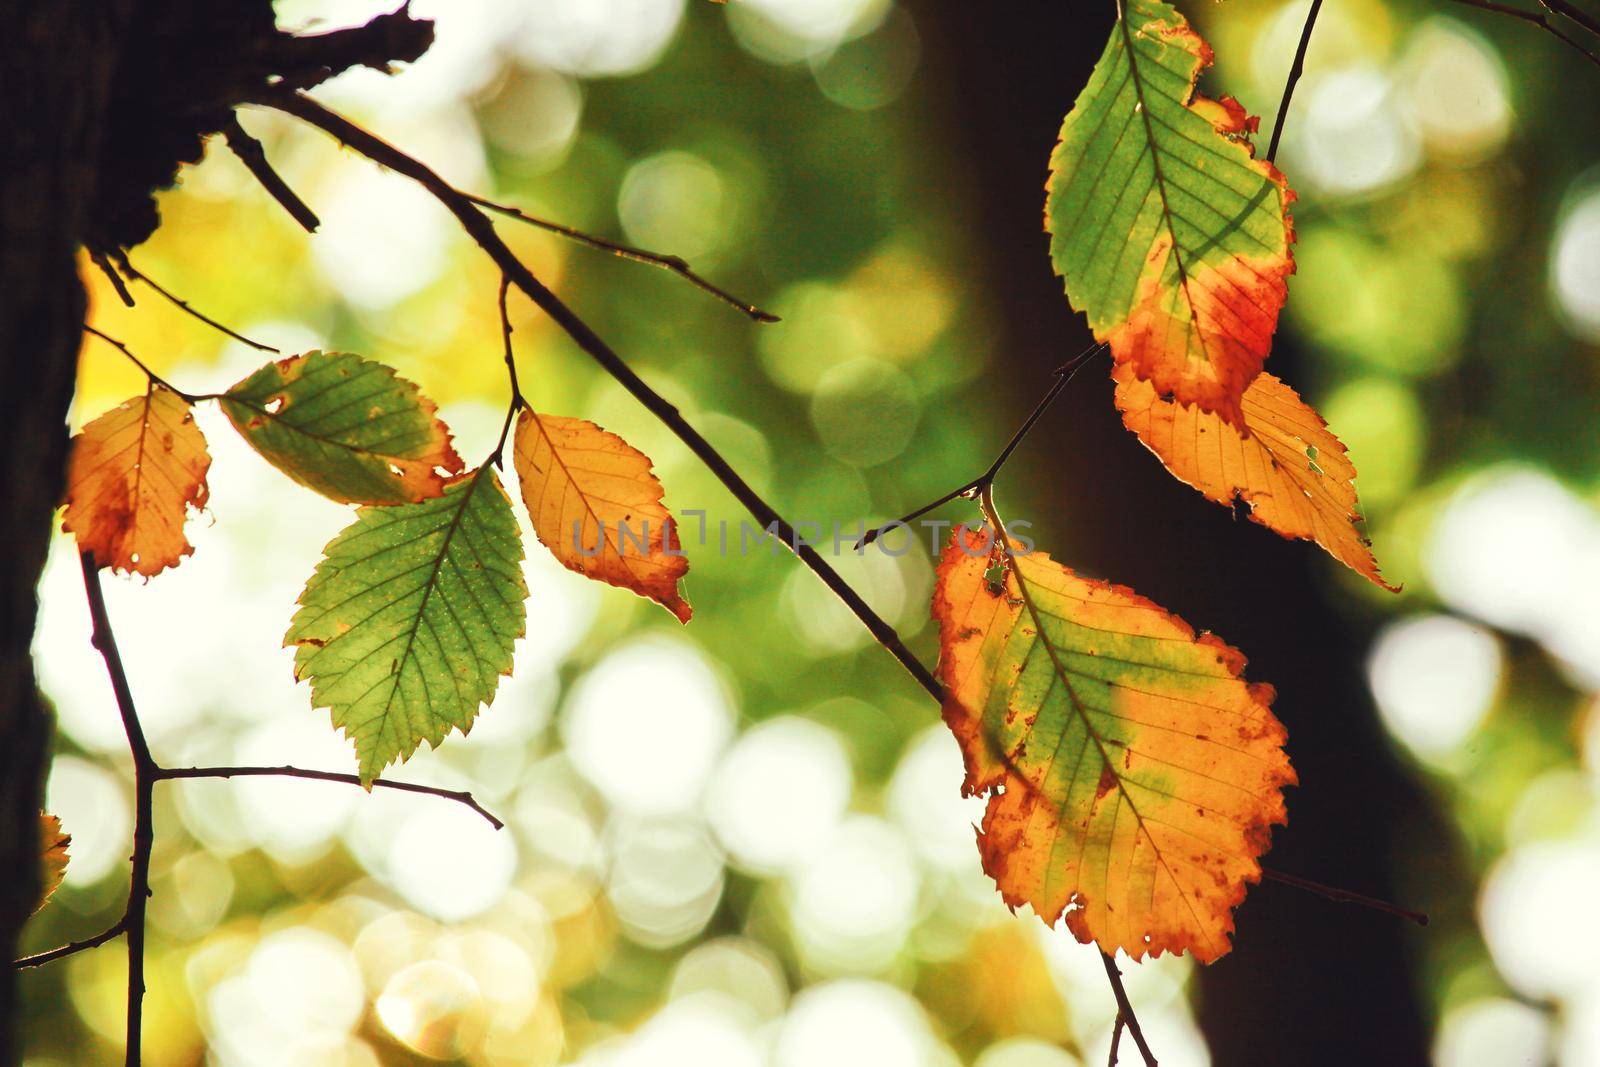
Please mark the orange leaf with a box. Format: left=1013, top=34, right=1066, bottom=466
left=934, top=526, right=1294, bottom=962
left=513, top=411, right=691, bottom=623
left=1114, top=363, right=1394, bottom=590
left=62, top=385, right=211, bottom=576
left=37, top=812, right=70, bottom=914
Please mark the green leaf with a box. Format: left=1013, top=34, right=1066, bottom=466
left=222, top=351, right=463, bottom=505
left=286, top=467, right=526, bottom=784
left=1046, top=0, right=1295, bottom=425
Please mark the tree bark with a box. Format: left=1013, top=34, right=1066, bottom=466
left=0, top=2, right=123, bottom=1059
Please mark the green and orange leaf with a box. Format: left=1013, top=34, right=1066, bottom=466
left=62, top=384, right=211, bottom=577
left=286, top=467, right=527, bottom=785
left=512, top=411, right=691, bottom=623
left=221, top=351, right=462, bottom=505
left=1046, top=0, right=1294, bottom=425
left=1114, top=364, right=1394, bottom=589
left=934, top=526, right=1294, bottom=962
left=36, top=812, right=70, bottom=914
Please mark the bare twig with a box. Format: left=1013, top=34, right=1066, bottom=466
left=1109, top=1012, right=1126, bottom=1067
left=1262, top=867, right=1429, bottom=926
left=223, top=115, right=321, bottom=233
left=1100, top=953, right=1158, bottom=1067
left=158, top=767, right=503, bottom=830
left=110, top=252, right=280, bottom=353
left=89, top=249, right=136, bottom=307
left=856, top=342, right=1105, bottom=549
left=1266, top=0, right=1322, bottom=163
left=465, top=192, right=778, bottom=323
left=79, top=552, right=153, bottom=1067
left=1444, top=0, right=1600, bottom=69
left=81, top=326, right=201, bottom=403
left=13, top=919, right=126, bottom=969
left=268, top=89, right=943, bottom=701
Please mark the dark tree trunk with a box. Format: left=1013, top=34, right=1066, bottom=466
left=0, top=3, right=121, bottom=1060
left=912, top=4, right=1434, bottom=1063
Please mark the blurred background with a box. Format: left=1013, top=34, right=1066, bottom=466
left=19, top=0, right=1600, bottom=1063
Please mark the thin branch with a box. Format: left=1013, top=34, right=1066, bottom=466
left=110, top=252, right=281, bottom=353
left=89, top=249, right=135, bottom=307
left=1100, top=953, right=1158, bottom=1067
left=1444, top=0, right=1600, bottom=69
left=223, top=115, right=321, bottom=233
left=1541, top=0, right=1600, bottom=40
left=13, top=919, right=127, bottom=969
left=81, top=326, right=201, bottom=403
left=268, top=89, right=943, bottom=702
left=1262, top=867, right=1429, bottom=926
left=158, top=767, right=504, bottom=830
left=490, top=274, right=525, bottom=469
left=79, top=552, right=154, bottom=1067
left=466, top=192, right=778, bottom=323
left=1266, top=0, right=1322, bottom=163
left=1109, top=1012, right=1126, bottom=1067
left=857, top=342, right=1105, bottom=549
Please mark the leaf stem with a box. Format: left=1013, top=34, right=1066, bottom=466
left=109, top=252, right=280, bottom=353
left=857, top=342, right=1104, bottom=549
left=466, top=193, right=778, bottom=322
left=1265, top=0, right=1322, bottom=163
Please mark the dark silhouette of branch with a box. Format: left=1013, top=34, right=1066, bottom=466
left=1541, top=0, right=1600, bottom=40
left=1101, top=954, right=1158, bottom=1067
left=1262, top=867, right=1429, bottom=926
left=467, top=193, right=778, bottom=322
left=158, top=767, right=503, bottom=830
left=1109, top=1012, right=1126, bottom=1067
left=89, top=250, right=136, bottom=307
left=13, top=919, right=126, bottom=969
left=489, top=274, right=525, bottom=470
left=81, top=325, right=200, bottom=402
left=79, top=552, right=153, bottom=1067
left=222, top=116, right=320, bottom=233
left=1266, top=0, right=1323, bottom=163
left=1444, top=0, right=1600, bottom=69
left=109, top=252, right=280, bottom=353
left=857, top=342, right=1105, bottom=549
left=269, top=89, right=944, bottom=703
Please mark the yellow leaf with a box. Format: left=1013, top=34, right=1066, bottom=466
left=62, top=385, right=211, bottom=576
left=37, top=812, right=70, bottom=914
left=513, top=412, right=691, bottom=623
left=934, top=526, right=1295, bottom=962
left=1113, top=363, right=1394, bottom=590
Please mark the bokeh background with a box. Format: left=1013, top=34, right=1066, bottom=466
left=19, top=0, right=1600, bottom=1063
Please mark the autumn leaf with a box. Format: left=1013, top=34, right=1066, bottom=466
left=286, top=467, right=526, bottom=785
left=513, top=411, right=691, bottom=623
left=1046, top=0, right=1294, bottom=425
left=934, top=525, right=1295, bottom=962
left=1114, top=363, right=1394, bottom=589
left=221, top=351, right=462, bottom=505
left=62, top=384, right=211, bottom=577
left=36, top=812, right=70, bottom=914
